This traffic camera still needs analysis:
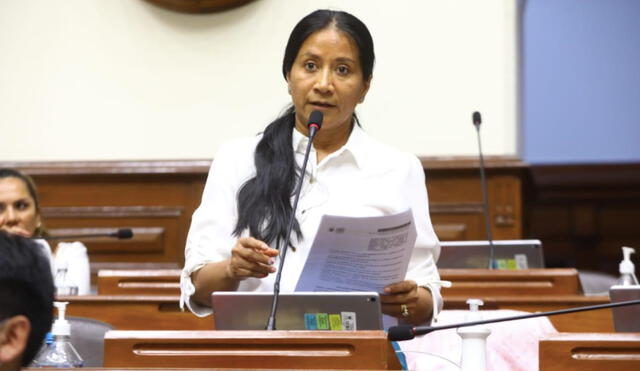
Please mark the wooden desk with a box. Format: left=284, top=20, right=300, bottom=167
left=103, top=330, right=401, bottom=369
left=97, top=268, right=582, bottom=297
left=539, top=333, right=640, bottom=371
left=440, top=268, right=582, bottom=296
left=60, top=295, right=211, bottom=330
left=61, top=294, right=613, bottom=333
left=97, top=269, right=181, bottom=296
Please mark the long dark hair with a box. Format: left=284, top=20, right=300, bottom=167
left=233, top=10, right=375, bottom=248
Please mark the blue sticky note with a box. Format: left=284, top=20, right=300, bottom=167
left=304, top=313, right=317, bottom=330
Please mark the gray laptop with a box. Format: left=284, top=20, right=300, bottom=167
left=211, top=291, right=383, bottom=331
left=437, top=239, right=545, bottom=269
left=609, top=285, right=640, bottom=332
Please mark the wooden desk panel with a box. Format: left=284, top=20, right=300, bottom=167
left=61, top=294, right=613, bottom=333
left=97, top=269, right=182, bottom=295
left=97, top=268, right=581, bottom=297
left=440, top=268, right=582, bottom=297
left=60, top=295, right=211, bottom=330
left=103, top=330, right=401, bottom=370
left=539, top=333, right=640, bottom=371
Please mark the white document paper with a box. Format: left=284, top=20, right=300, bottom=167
left=295, top=209, right=417, bottom=293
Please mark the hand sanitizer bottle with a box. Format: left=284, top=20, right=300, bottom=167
left=616, top=247, right=639, bottom=286
left=457, top=299, right=491, bottom=371
left=31, top=302, right=84, bottom=368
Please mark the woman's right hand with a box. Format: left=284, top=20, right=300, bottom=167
left=226, top=237, right=279, bottom=280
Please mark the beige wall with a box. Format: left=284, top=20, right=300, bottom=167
left=0, top=0, right=518, bottom=161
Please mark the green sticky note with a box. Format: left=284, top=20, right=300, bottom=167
left=496, top=259, right=508, bottom=270
left=316, top=313, right=329, bottom=330
left=329, top=314, right=342, bottom=330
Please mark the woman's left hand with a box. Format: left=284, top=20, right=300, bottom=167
left=380, top=280, right=420, bottom=319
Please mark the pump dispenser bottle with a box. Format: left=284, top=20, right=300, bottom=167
left=457, top=299, right=491, bottom=371
left=616, top=246, right=639, bottom=286
left=31, top=301, right=83, bottom=368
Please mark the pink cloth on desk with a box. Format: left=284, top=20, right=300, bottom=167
left=398, top=310, right=558, bottom=371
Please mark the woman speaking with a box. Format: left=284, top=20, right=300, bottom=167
left=181, top=9, right=442, bottom=325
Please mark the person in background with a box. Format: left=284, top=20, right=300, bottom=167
left=181, top=9, right=442, bottom=325
left=0, top=169, right=45, bottom=238
left=0, top=231, right=54, bottom=371
left=0, top=169, right=56, bottom=277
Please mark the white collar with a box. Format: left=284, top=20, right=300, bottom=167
left=291, top=124, right=368, bottom=169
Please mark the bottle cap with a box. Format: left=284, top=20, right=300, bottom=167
left=620, top=247, right=636, bottom=274
left=51, top=301, right=70, bottom=336
left=465, top=298, right=484, bottom=322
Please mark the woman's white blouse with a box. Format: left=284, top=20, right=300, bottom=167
left=181, top=125, right=443, bottom=319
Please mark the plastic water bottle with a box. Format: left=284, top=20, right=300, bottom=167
left=616, top=246, right=639, bottom=286
left=31, top=302, right=83, bottom=368
left=54, top=261, right=79, bottom=296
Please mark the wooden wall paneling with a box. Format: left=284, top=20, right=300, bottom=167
left=5, top=157, right=525, bottom=268
left=526, top=163, right=640, bottom=274
left=425, top=157, right=525, bottom=241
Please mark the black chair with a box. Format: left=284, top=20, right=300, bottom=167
left=68, top=316, right=113, bottom=367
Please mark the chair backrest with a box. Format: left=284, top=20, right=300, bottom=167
left=68, top=316, right=113, bottom=367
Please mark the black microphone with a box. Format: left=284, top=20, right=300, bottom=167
left=266, top=110, right=323, bottom=330
left=388, top=299, right=640, bottom=341
left=45, top=228, right=134, bottom=241
left=472, top=111, right=495, bottom=269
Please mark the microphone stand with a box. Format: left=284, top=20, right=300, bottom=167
left=266, top=111, right=323, bottom=330
left=388, top=299, right=640, bottom=341
left=472, top=112, right=495, bottom=269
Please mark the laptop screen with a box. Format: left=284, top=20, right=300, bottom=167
left=609, top=285, right=640, bottom=332
left=211, top=291, right=383, bottom=331
left=437, top=239, right=545, bottom=269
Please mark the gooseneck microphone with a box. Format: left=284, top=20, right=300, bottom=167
left=472, top=112, right=495, bottom=269
left=45, top=228, right=134, bottom=240
left=388, top=299, right=640, bottom=341
left=266, top=110, right=324, bottom=330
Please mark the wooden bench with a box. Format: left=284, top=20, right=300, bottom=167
left=103, top=330, right=401, bottom=369
left=539, top=333, right=640, bottom=371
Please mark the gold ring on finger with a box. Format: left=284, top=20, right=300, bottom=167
left=400, top=304, right=410, bottom=318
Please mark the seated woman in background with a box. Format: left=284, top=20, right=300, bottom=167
left=181, top=9, right=442, bottom=325
left=0, top=168, right=45, bottom=238
left=0, top=168, right=89, bottom=294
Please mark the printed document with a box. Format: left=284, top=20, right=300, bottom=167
left=295, top=209, right=416, bottom=293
